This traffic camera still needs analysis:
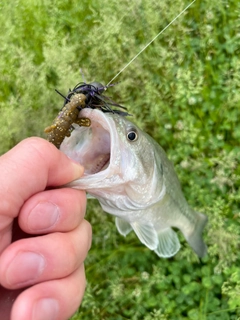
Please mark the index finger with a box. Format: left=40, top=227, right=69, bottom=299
left=0, top=137, right=83, bottom=220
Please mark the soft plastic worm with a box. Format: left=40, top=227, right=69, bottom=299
left=44, top=93, right=90, bottom=149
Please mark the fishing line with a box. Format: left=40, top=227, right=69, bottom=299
left=107, top=0, right=196, bottom=86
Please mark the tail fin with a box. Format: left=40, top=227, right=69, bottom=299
left=186, top=212, right=208, bottom=258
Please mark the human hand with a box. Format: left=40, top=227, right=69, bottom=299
left=0, top=137, right=92, bottom=320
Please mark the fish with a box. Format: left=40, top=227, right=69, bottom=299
left=60, top=108, right=208, bottom=258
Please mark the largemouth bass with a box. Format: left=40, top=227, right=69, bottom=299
left=60, top=109, right=207, bottom=258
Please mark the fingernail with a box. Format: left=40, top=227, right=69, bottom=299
left=32, top=298, right=59, bottom=320
left=6, top=251, right=45, bottom=286
left=28, top=202, right=60, bottom=231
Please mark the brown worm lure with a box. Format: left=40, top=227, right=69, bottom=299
left=44, top=93, right=90, bottom=149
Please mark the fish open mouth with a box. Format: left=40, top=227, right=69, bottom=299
left=86, top=153, right=110, bottom=174
left=60, top=109, right=113, bottom=175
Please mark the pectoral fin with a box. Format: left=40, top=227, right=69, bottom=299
left=115, top=217, right=132, bottom=236
left=154, top=228, right=180, bottom=258
left=131, top=222, right=158, bottom=250
left=87, top=193, right=95, bottom=199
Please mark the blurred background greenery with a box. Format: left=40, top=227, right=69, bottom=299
left=1, top=0, right=240, bottom=319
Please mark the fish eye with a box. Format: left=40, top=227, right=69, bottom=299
left=127, top=128, right=138, bottom=141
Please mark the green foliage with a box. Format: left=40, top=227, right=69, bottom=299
left=1, top=0, right=240, bottom=319
left=222, top=268, right=240, bottom=310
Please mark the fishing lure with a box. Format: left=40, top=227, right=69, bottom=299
left=61, top=81, right=128, bottom=115
left=44, top=93, right=90, bottom=149
left=45, top=81, right=128, bottom=148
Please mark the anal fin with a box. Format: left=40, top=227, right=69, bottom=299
left=154, top=228, right=180, bottom=258
left=131, top=222, right=158, bottom=250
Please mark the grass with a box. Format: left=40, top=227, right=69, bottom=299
left=1, top=0, right=240, bottom=319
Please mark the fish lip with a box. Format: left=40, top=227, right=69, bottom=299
left=61, top=108, right=120, bottom=180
